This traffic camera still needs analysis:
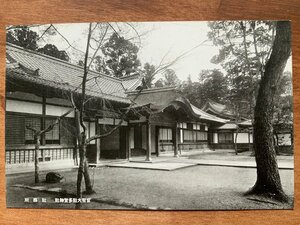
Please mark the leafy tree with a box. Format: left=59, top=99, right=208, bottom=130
left=179, top=75, right=202, bottom=107
left=93, top=55, right=110, bottom=75
left=7, top=26, right=70, bottom=62
left=209, top=21, right=292, bottom=201
left=198, top=69, right=229, bottom=106
left=152, top=69, right=180, bottom=88
left=163, top=69, right=180, bottom=86
left=154, top=78, right=164, bottom=88
left=179, top=70, right=230, bottom=108
left=6, top=26, right=39, bottom=50
left=208, top=21, right=276, bottom=117
left=101, top=33, right=141, bottom=77
left=38, top=44, right=69, bottom=61
left=142, top=63, right=156, bottom=87
left=247, top=21, right=291, bottom=202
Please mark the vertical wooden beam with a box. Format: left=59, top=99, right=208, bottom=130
left=145, top=118, right=152, bottom=161
left=127, top=124, right=131, bottom=160
left=155, top=126, right=159, bottom=157
left=96, top=120, right=100, bottom=164
left=41, top=96, right=46, bottom=161
left=174, top=125, right=179, bottom=157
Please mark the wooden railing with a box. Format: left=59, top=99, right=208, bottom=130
left=5, top=147, right=75, bottom=164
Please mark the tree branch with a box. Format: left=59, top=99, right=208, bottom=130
left=40, top=109, right=74, bottom=135
left=79, top=23, right=93, bottom=134
left=25, top=125, right=38, bottom=134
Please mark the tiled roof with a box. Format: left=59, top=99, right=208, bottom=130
left=190, top=104, right=228, bottom=123
left=238, top=120, right=252, bottom=126
left=215, top=123, right=238, bottom=130
left=202, top=99, right=235, bottom=118
left=128, top=86, right=227, bottom=123
left=6, top=43, right=142, bottom=104
left=121, top=74, right=143, bottom=91
left=214, top=120, right=252, bottom=130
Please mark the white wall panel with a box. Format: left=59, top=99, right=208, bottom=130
left=6, top=99, right=42, bottom=114
left=46, top=104, right=74, bottom=118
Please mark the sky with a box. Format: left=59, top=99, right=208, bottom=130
left=33, top=21, right=292, bottom=82
left=34, top=21, right=222, bottom=82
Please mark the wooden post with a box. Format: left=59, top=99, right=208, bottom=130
left=96, top=120, right=100, bottom=164
left=41, top=96, right=46, bottom=161
left=174, top=126, right=179, bottom=157
left=127, top=125, right=131, bottom=160
left=145, top=119, right=152, bottom=161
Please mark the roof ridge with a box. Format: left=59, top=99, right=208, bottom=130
left=120, top=73, right=142, bottom=80
left=207, top=98, right=224, bottom=106
left=190, top=103, right=227, bottom=123
left=127, top=85, right=176, bottom=94
left=6, top=43, right=123, bottom=83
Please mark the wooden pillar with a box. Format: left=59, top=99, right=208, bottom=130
left=41, top=96, right=46, bottom=161
left=156, top=126, right=160, bottom=157
left=145, top=119, right=152, bottom=161
left=174, top=126, right=179, bottom=157
left=96, top=120, right=100, bottom=164
left=127, top=124, right=131, bottom=160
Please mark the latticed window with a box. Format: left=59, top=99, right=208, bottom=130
left=183, top=130, right=207, bottom=142
left=159, top=128, right=173, bottom=142
left=181, top=122, right=208, bottom=142
left=218, top=132, right=233, bottom=143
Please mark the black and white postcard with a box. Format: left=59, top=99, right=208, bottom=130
left=5, top=21, right=293, bottom=210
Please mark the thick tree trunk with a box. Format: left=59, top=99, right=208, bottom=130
left=34, top=137, right=40, bottom=183
left=246, top=21, right=291, bottom=202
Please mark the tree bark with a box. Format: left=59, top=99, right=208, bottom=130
left=76, top=138, right=95, bottom=209
left=82, top=143, right=94, bottom=194
left=246, top=21, right=291, bottom=202
left=34, top=136, right=40, bottom=183
left=75, top=141, right=84, bottom=209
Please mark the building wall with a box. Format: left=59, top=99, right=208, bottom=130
left=179, top=143, right=209, bottom=151
left=5, top=95, right=76, bottom=172
left=213, top=133, right=218, bottom=144
left=99, top=125, right=120, bottom=159
left=6, top=99, right=42, bottom=114
left=234, top=132, right=250, bottom=143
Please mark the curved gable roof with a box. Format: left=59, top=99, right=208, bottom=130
left=202, top=99, right=235, bottom=119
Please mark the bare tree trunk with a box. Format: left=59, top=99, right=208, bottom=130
left=75, top=141, right=84, bottom=209
left=246, top=21, right=291, bottom=202
left=75, top=109, right=95, bottom=209
left=76, top=143, right=84, bottom=198
left=34, top=136, right=40, bottom=183
left=82, top=143, right=94, bottom=194
left=76, top=137, right=95, bottom=209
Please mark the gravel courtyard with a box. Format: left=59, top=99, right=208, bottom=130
left=6, top=163, right=294, bottom=210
